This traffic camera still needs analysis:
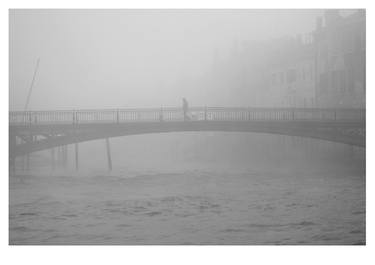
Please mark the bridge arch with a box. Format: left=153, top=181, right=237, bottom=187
left=10, top=120, right=365, bottom=157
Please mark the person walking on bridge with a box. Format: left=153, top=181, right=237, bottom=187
left=182, top=98, right=189, bottom=121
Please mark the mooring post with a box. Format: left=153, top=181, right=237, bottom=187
left=349, top=145, right=355, bottom=160
left=51, top=148, right=55, bottom=171
left=105, top=138, right=112, bottom=171
left=63, top=145, right=68, bottom=169
left=21, top=156, right=25, bottom=171
left=75, top=143, right=79, bottom=171
left=58, top=146, right=63, bottom=168
left=9, top=156, right=15, bottom=175
left=56, top=146, right=60, bottom=168
left=26, top=154, right=30, bottom=171
left=9, top=134, right=16, bottom=175
left=26, top=135, right=33, bottom=171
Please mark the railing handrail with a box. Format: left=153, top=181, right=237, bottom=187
left=9, top=107, right=365, bottom=126
left=9, top=106, right=366, bottom=114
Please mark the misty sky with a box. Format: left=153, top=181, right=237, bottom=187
left=9, top=9, right=325, bottom=111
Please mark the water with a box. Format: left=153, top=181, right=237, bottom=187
left=9, top=133, right=365, bottom=245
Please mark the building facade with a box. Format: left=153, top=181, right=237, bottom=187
left=267, top=10, right=365, bottom=108
left=314, top=10, right=365, bottom=108
left=267, top=36, right=315, bottom=108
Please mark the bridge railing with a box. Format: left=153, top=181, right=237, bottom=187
left=9, top=107, right=365, bottom=125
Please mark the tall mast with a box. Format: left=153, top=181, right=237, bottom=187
left=24, top=58, right=40, bottom=111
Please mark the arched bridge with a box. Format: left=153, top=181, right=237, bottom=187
left=10, top=107, right=365, bottom=160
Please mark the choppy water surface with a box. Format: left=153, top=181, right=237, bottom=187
left=9, top=133, right=365, bottom=244
left=10, top=170, right=365, bottom=245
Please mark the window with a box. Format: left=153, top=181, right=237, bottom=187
left=302, top=68, right=306, bottom=81
left=279, top=72, right=284, bottom=84
left=271, top=73, right=277, bottom=85
left=286, top=69, right=297, bottom=84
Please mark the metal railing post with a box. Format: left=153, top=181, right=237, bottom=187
left=116, top=109, right=119, bottom=124
left=204, top=106, right=207, bottom=121
left=159, top=107, right=163, bottom=122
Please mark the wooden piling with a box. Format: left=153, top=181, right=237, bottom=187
left=51, top=148, right=55, bottom=170
left=75, top=143, right=79, bottom=171
left=105, top=138, right=112, bottom=171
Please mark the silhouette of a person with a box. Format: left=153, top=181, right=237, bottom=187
left=182, top=98, right=189, bottom=121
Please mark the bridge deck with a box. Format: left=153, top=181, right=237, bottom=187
left=9, top=107, right=366, bottom=157
left=10, top=107, right=365, bottom=125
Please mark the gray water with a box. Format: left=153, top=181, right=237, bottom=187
left=9, top=133, right=365, bottom=245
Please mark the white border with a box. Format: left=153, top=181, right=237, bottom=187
left=1, top=1, right=373, bottom=265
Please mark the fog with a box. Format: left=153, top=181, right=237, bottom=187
left=9, top=10, right=365, bottom=245
left=26, top=133, right=364, bottom=177
left=9, top=9, right=329, bottom=110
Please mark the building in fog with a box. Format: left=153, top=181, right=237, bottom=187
left=314, top=10, right=365, bottom=108
left=201, top=10, right=365, bottom=108
left=267, top=36, right=315, bottom=108
left=266, top=10, right=365, bottom=108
